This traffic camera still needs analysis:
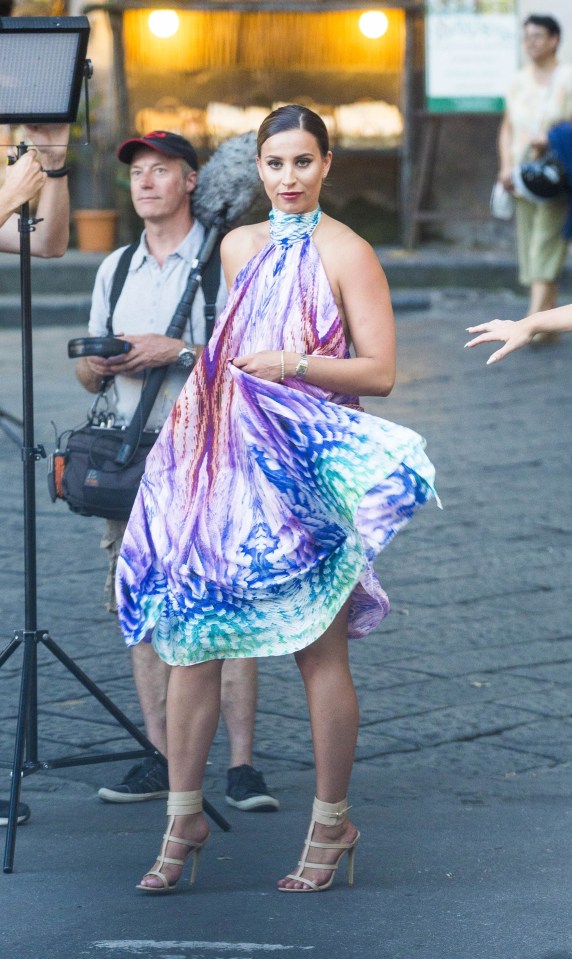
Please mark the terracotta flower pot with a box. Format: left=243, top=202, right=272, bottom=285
left=73, top=209, right=118, bottom=252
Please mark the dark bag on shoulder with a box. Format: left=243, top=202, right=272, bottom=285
left=49, top=231, right=222, bottom=521
left=49, top=423, right=158, bottom=521
left=47, top=241, right=155, bottom=521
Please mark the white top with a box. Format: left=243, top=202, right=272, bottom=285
left=506, top=63, right=572, bottom=166
left=89, top=220, right=227, bottom=429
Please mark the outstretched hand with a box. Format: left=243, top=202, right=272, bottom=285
left=464, top=319, right=533, bottom=365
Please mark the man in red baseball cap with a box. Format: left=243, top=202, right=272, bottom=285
left=116, top=130, right=199, bottom=170
left=75, top=130, right=279, bottom=813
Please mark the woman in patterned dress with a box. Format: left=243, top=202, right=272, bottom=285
left=119, top=105, right=436, bottom=894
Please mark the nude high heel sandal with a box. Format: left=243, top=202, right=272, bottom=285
left=136, top=790, right=208, bottom=894
left=279, top=797, right=360, bottom=893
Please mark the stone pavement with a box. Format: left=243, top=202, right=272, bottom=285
left=0, top=286, right=572, bottom=959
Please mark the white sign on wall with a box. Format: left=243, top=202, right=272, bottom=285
left=426, top=2, right=519, bottom=113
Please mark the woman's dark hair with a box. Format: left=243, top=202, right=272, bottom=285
left=524, top=14, right=561, bottom=39
left=257, top=104, right=330, bottom=158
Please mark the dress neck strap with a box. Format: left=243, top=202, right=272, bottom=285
left=269, top=206, right=322, bottom=247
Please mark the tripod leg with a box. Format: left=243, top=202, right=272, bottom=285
left=43, top=633, right=158, bottom=750
left=3, top=632, right=36, bottom=873
left=202, top=797, right=232, bottom=832
left=41, top=634, right=231, bottom=831
left=0, top=635, right=23, bottom=669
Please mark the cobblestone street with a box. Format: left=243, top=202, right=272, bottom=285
left=1, top=286, right=571, bottom=959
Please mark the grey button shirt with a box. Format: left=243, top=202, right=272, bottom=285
left=88, top=220, right=227, bottom=430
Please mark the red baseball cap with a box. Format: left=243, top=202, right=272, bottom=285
left=117, top=130, right=198, bottom=170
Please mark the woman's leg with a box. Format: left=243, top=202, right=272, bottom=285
left=277, top=602, right=360, bottom=890
left=138, top=658, right=223, bottom=889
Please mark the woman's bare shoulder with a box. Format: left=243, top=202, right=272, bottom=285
left=315, top=215, right=382, bottom=272
left=221, top=221, right=270, bottom=285
left=222, top=221, right=269, bottom=256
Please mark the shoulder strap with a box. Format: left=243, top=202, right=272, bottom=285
left=105, top=242, right=138, bottom=335
left=113, top=229, right=220, bottom=468
left=199, top=238, right=221, bottom=342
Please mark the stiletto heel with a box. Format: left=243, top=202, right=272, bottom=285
left=136, top=790, right=208, bottom=894
left=278, top=796, right=360, bottom=893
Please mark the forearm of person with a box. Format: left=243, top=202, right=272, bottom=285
left=0, top=201, right=16, bottom=234
left=29, top=178, right=69, bottom=257
left=281, top=351, right=395, bottom=397
left=466, top=303, right=572, bottom=364
left=528, top=304, right=572, bottom=336
left=0, top=154, right=47, bottom=251
left=497, top=116, right=513, bottom=181
left=28, top=124, right=70, bottom=257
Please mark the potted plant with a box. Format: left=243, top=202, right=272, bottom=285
left=71, top=92, right=119, bottom=252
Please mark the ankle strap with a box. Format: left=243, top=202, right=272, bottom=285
left=312, top=797, right=351, bottom=826
left=167, top=790, right=203, bottom=816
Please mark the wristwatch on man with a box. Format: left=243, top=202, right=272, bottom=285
left=176, top=345, right=197, bottom=369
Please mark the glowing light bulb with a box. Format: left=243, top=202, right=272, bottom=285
left=359, top=11, right=389, bottom=40
left=148, top=10, right=180, bottom=39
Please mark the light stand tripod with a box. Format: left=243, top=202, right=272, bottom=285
left=0, top=150, right=230, bottom=873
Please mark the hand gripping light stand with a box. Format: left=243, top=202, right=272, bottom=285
left=0, top=17, right=229, bottom=874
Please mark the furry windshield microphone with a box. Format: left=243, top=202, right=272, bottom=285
left=192, top=131, right=262, bottom=231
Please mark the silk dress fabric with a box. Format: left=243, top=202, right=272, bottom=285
left=116, top=211, right=438, bottom=665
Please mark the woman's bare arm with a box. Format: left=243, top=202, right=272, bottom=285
left=465, top=304, right=572, bottom=364
left=233, top=222, right=396, bottom=398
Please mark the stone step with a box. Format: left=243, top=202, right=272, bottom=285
left=0, top=290, right=432, bottom=329
left=0, top=293, right=92, bottom=327
left=2, top=245, right=572, bottom=330
left=0, top=250, right=105, bottom=296
left=380, top=247, right=572, bottom=293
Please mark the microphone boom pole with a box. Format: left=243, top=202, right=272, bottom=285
left=114, top=215, right=225, bottom=467
left=113, top=129, right=262, bottom=467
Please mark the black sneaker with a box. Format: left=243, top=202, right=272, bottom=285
left=0, top=800, right=30, bottom=826
left=225, top=764, right=279, bottom=811
left=98, top=757, right=169, bottom=803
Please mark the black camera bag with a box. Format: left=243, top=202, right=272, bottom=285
left=51, top=235, right=221, bottom=521
left=58, top=425, right=157, bottom=520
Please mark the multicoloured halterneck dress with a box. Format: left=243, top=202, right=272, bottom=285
left=116, top=208, right=438, bottom=666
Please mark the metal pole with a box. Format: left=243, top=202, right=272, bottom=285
left=400, top=7, right=416, bottom=247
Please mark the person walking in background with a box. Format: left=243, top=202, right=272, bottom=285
left=75, top=131, right=278, bottom=813
left=497, top=14, right=572, bottom=336
left=116, top=105, right=437, bottom=894
left=0, top=123, right=70, bottom=826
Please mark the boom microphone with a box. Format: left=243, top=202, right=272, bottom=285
left=192, top=130, right=263, bottom=230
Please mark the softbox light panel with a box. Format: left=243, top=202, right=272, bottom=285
left=0, top=16, right=90, bottom=124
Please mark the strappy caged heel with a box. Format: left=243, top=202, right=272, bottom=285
left=136, top=790, right=209, bottom=894
left=278, top=796, right=360, bottom=893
